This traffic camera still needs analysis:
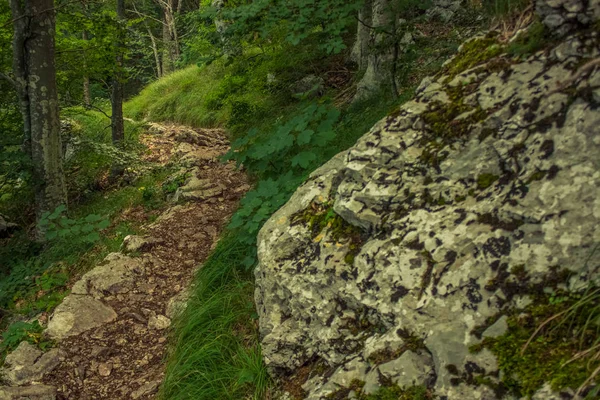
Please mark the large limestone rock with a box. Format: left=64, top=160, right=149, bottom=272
left=45, top=295, right=117, bottom=340
left=255, top=26, right=600, bottom=400
left=70, top=253, right=144, bottom=298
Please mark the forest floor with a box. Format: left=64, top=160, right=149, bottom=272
left=24, top=123, right=248, bottom=399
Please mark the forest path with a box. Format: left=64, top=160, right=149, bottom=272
left=33, top=123, right=247, bottom=399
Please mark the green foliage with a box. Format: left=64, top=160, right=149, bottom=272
left=39, top=205, right=110, bottom=243
left=226, top=102, right=339, bottom=174
left=0, top=320, right=51, bottom=364
left=222, top=0, right=363, bottom=55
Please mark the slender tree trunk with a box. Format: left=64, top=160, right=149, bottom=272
left=82, top=30, right=91, bottom=107
left=351, top=0, right=373, bottom=72
left=10, top=0, right=31, bottom=155
left=147, top=25, right=162, bottom=78
left=212, top=0, right=240, bottom=57
left=353, top=0, right=397, bottom=102
left=11, top=0, right=68, bottom=230
left=160, top=0, right=180, bottom=74
left=111, top=0, right=125, bottom=144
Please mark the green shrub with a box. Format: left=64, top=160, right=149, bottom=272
left=0, top=321, right=50, bottom=364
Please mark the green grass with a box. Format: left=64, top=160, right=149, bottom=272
left=160, top=235, right=270, bottom=400
left=125, top=63, right=230, bottom=128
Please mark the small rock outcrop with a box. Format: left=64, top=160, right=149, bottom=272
left=255, top=5, right=600, bottom=400
left=536, top=0, right=600, bottom=36
left=0, top=214, right=18, bottom=239
left=0, top=342, right=63, bottom=386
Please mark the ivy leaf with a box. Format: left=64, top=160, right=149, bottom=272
left=292, top=152, right=317, bottom=169
left=297, top=129, right=314, bottom=146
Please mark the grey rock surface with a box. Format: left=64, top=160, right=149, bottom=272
left=45, top=295, right=117, bottom=340
left=536, top=0, right=600, bottom=36
left=0, top=385, right=56, bottom=400
left=0, top=342, right=63, bottom=386
left=256, top=27, right=600, bottom=400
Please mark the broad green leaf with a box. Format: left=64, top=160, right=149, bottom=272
left=291, top=152, right=317, bottom=169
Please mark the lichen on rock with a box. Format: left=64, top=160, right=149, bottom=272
left=255, top=15, right=600, bottom=400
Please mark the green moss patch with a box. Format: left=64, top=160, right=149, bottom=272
left=471, top=286, right=600, bottom=397
left=292, top=202, right=365, bottom=265
left=476, top=174, right=499, bottom=189
left=442, top=34, right=504, bottom=78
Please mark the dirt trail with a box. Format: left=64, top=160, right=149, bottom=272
left=33, top=123, right=248, bottom=399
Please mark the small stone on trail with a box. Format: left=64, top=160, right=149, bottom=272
left=97, top=363, right=112, bottom=377
left=148, top=315, right=171, bottom=330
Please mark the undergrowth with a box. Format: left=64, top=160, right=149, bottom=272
left=160, top=235, right=270, bottom=400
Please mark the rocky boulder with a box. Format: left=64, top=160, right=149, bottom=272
left=255, top=24, right=600, bottom=400
left=536, top=0, right=600, bottom=36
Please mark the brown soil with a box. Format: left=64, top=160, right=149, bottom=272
left=42, top=123, right=248, bottom=399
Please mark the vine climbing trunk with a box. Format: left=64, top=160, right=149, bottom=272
left=111, top=0, right=125, bottom=144
left=10, top=0, right=68, bottom=233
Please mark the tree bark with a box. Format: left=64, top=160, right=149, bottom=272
left=353, top=0, right=398, bottom=102
left=159, top=0, right=180, bottom=74
left=351, top=0, right=373, bottom=72
left=10, top=0, right=68, bottom=229
left=212, top=0, right=240, bottom=58
left=82, top=30, right=91, bottom=107
left=111, top=0, right=125, bottom=144
left=147, top=24, right=162, bottom=78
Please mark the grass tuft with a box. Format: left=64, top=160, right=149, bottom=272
left=160, top=235, right=270, bottom=400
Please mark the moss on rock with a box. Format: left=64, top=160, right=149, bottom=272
left=471, top=287, right=600, bottom=397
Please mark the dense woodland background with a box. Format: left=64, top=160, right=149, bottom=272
left=0, top=0, right=554, bottom=398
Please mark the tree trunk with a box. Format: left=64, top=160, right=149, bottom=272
left=353, top=0, right=397, bottom=102
left=111, top=0, right=125, bottom=144
left=212, top=0, right=240, bottom=57
left=160, top=0, right=180, bottom=74
left=10, top=0, right=68, bottom=229
left=147, top=25, right=162, bottom=78
left=351, top=0, right=373, bottom=72
left=82, top=30, right=91, bottom=107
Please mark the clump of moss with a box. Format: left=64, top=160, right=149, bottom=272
left=471, top=287, right=600, bottom=397
left=508, top=21, right=551, bottom=58
left=292, top=202, right=364, bottom=265
left=476, top=173, right=499, bottom=189
left=443, top=34, right=504, bottom=78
